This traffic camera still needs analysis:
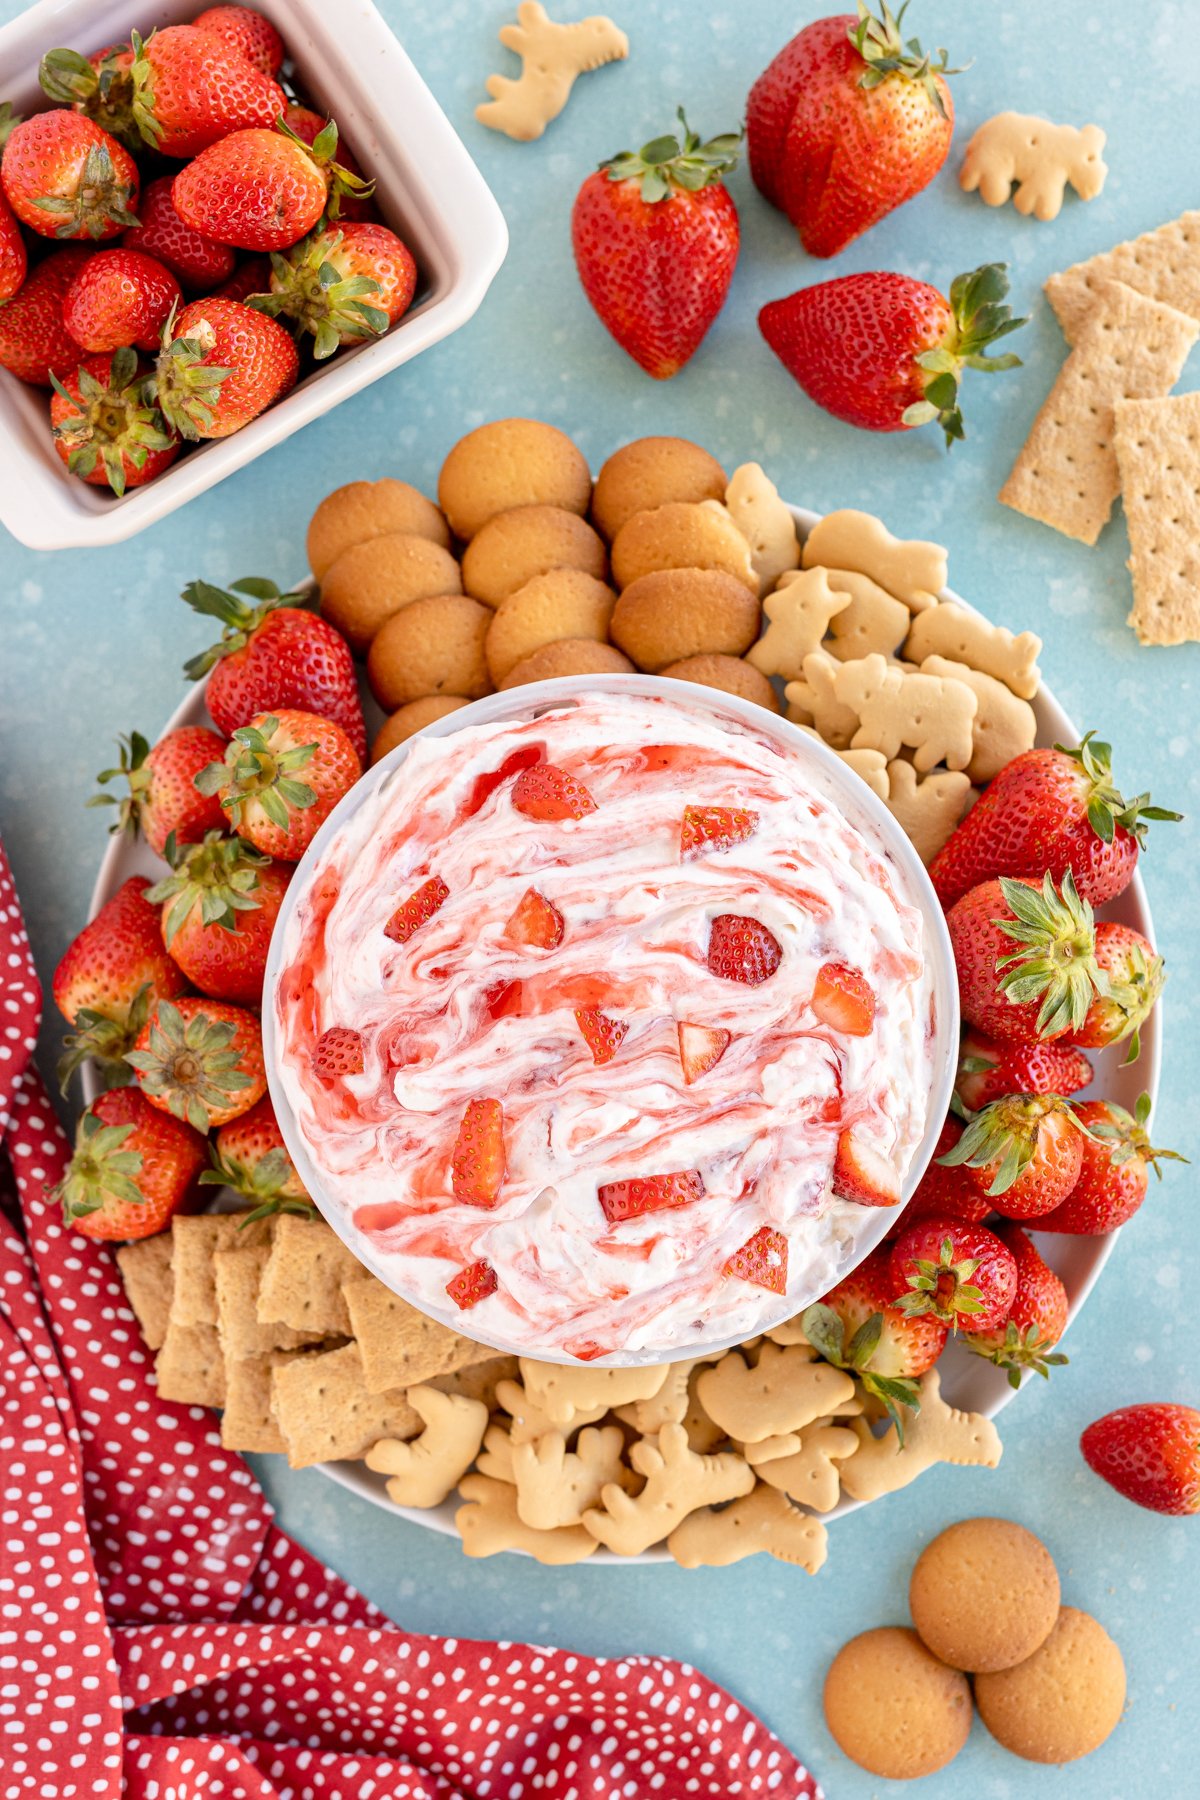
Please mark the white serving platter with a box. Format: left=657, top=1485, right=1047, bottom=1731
left=84, top=504, right=1161, bottom=1561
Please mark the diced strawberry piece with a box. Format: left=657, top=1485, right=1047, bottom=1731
left=384, top=876, right=449, bottom=944
left=680, top=804, right=759, bottom=859
left=811, top=961, right=876, bottom=1036
left=503, top=887, right=565, bottom=949
left=598, top=1168, right=706, bottom=1223
left=512, top=763, right=597, bottom=821
left=706, top=914, right=782, bottom=986
left=575, top=1008, right=629, bottom=1065
left=311, top=1026, right=364, bottom=1080
left=677, top=1021, right=731, bottom=1084
left=451, top=1098, right=505, bottom=1208
left=466, top=744, right=543, bottom=816
left=724, top=1224, right=788, bottom=1294
left=446, top=1258, right=498, bottom=1310
left=832, top=1130, right=900, bottom=1208
left=484, top=980, right=523, bottom=1019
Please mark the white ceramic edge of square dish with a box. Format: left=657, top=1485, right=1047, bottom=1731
left=0, top=0, right=509, bottom=548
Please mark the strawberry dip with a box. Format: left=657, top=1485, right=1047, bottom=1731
left=270, top=687, right=940, bottom=1362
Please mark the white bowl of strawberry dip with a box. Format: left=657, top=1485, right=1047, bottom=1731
left=266, top=678, right=958, bottom=1365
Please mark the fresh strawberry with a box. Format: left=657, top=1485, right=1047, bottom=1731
left=92, top=725, right=228, bottom=858
left=63, top=247, right=181, bottom=352
left=451, top=1098, right=506, bottom=1208
left=806, top=1245, right=947, bottom=1434
left=181, top=579, right=366, bottom=761
left=724, top=1225, right=788, bottom=1294
left=172, top=119, right=370, bottom=252
left=312, top=1025, right=364, bottom=1081
left=194, top=5, right=286, bottom=75
left=967, top=1223, right=1069, bottom=1388
left=706, top=914, right=782, bottom=985
left=575, top=1008, right=629, bottom=1065
left=889, top=1216, right=1018, bottom=1332
left=122, top=175, right=237, bottom=291
left=512, top=763, right=597, bottom=821
left=50, top=348, right=180, bottom=497
left=947, top=873, right=1104, bottom=1045
left=680, top=804, right=758, bottom=859
left=127, top=994, right=265, bottom=1132
left=1037, top=1094, right=1185, bottom=1235
left=811, top=961, right=876, bottom=1035
left=446, top=1258, right=499, bottom=1310
left=832, top=1128, right=900, bottom=1207
left=53, top=1085, right=207, bottom=1241
left=196, top=708, right=361, bottom=861
left=155, top=295, right=299, bottom=439
left=929, top=735, right=1179, bottom=911
left=145, top=830, right=289, bottom=1005
left=939, top=1093, right=1086, bottom=1219
left=0, top=187, right=26, bottom=300
left=956, top=1031, right=1093, bottom=1113
left=114, top=26, right=286, bottom=158
left=571, top=108, right=742, bottom=379
left=677, top=1021, right=731, bottom=1084
left=38, top=45, right=141, bottom=153
left=760, top=263, right=1025, bottom=445
left=52, top=875, right=190, bottom=1090
left=1081, top=1402, right=1200, bottom=1516
left=749, top=4, right=959, bottom=257
left=213, top=256, right=272, bottom=303
left=202, top=1091, right=311, bottom=1222
left=1, top=111, right=139, bottom=240
left=250, top=222, right=415, bottom=358
left=894, top=1114, right=992, bottom=1229
left=384, top=877, right=449, bottom=945
left=503, top=888, right=564, bottom=949
left=282, top=104, right=374, bottom=221
left=597, top=1169, right=705, bottom=1224
left=0, top=244, right=88, bottom=384
left=1073, top=922, right=1165, bottom=1063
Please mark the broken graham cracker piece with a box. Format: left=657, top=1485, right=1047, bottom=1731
left=342, top=1275, right=487, bottom=1394
left=170, top=1211, right=271, bottom=1327
left=221, top=1349, right=309, bottom=1454
left=256, top=1213, right=363, bottom=1337
left=155, top=1319, right=225, bottom=1408
left=271, top=1341, right=421, bottom=1468
left=116, top=1233, right=174, bottom=1350
left=1113, top=389, right=1200, bottom=644
left=998, top=280, right=1200, bottom=545
left=1046, top=211, right=1200, bottom=346
left=214, top=1244, right=329, bottom=1361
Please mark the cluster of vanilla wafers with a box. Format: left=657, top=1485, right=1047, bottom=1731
left=1000, top=210, right=1200, bottom=644
left=117, top=1212, right=1002, bottom=1566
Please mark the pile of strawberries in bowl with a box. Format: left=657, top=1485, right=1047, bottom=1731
left=0, top=5, right=417, bottom=496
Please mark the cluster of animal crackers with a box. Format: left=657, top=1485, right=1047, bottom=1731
left=117, top=1209, right=1003, bottom=1566
left=825, top=1517, right=1125, bottom=1778
left=305, top=418, right=1043, bottom=869
left=1001, top=209, right=1200, bottom=646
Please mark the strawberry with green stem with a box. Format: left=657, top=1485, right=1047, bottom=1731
left=1081, top=1403, right=1200, bottom=1516
left=1037, top=1093, right=1185, bottom=1234
left=895, top=1114, right=992, bottom=1230
left=126, top=994, right=265, bottom=1132
left=1, top=109, right=139, bottom=241
left=145, top=830, right=290, bottom=1006
left=181, top=578, right=366, bottom=760
left=938, top=1092, right=1087, bottom=1219
left=154, top=295, right=299, bottom=440
left=760, top=263, right=1026, bottom=445
left=1073, top=921, right=1164, bottom=1064
left=54, top=1086, right=207, bottom=1241
left=201, top=1092, right=314, bottom=1224
left=91, top=725, right=229, bottom=858
left=195, top=708, right=361, bottom=861
left=571, top=108, right=743, bottom=380
left=53, top=875, right=190, bottom=1092
left=38, top=44, right=140, bottom=153
left=947, top=871, right=1106, bottom=1045
left=889, top=1216, right=1018, bottom=1332
left=806, top=1245, right=948, bottom=1440
left=966, top=1223, right=1069, bottom=1388
left=172, top=118, right=373, bottom=251
left=50, top=348, right=180, bottom=497
left=249, top=222, right=415, bottom=359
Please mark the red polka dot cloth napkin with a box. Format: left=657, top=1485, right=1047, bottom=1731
left=0, top=841, right=821, bottom=1800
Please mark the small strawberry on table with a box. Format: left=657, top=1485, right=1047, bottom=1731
left=1081, top=1404, right=1200, bottom=1515
left=54, top=1086, right=207, bottom=1241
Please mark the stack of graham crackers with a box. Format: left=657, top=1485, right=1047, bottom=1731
left=998, top=209, right=1200, bottom=645
left=116, top=1212, right=516, bottom=1467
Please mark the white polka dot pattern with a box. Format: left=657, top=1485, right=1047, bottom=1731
left=0, top=840, right=820, bottom=1800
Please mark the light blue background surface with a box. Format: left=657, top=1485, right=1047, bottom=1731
left=1, top=2, right=1198, bottom=1793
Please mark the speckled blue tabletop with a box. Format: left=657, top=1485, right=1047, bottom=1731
left=2, top=1, right=1198, bottom=1792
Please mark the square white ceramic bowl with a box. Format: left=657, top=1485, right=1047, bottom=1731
left=0, top=0, right=508, bottom=549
